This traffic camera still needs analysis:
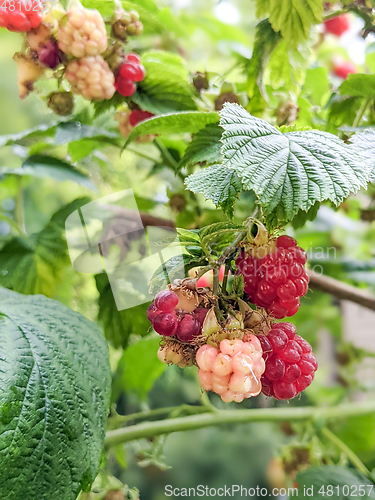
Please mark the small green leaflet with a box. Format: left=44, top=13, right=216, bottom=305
left=178, top=123, right=223, bottom=171
left=95, top=273, right=151, bottom=349
left=297, top=466, right=375, bottom=500
left=199, top=222, right=244, bottom=255
left=0, top=287, right=111, bottom=500
left=124, top=111, right=219, bottom=146
left=185, top=164, right=242, bottom=217
left=113, top=337, right=166, bottom=401
left=254, top=0, right=323, bottom=47
left=351, top=129, right=375, bottom=180
left=339, top=73, right=375, bottom=98
left=220, top=103, right=369, bottom=225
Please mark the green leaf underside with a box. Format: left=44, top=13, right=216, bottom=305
left=178, top=123, right=223, bottom=170
left=339, top=74, right=375, bottom=98
left=351, top=129, right=375, bottom=180
left=95, top=273, right=150, bottom=349
left=297, top=466, right=375, bottom=500
left=124, top=112, right=219, bottom=146
left=0, top=198, right=90, bottom=296
left=0, top=155, right=95, bottom=190
left=0, top=287, right=111, bottom=500
left=267, top=0, right=323, bottom=46
left=220, top=104, right=368, bottom=224
left=185, top=164, right=242, bottom=217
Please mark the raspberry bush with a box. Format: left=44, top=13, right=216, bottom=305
left=1, top=0, right=375, bottom=498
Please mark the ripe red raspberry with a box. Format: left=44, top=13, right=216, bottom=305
left=65, top=56, right=115, bottom=101
left=129, top=110, right=154, bottom=127
left=324, top=15, right=350, bottom=36
left=236, top=235, right=309, bottom=319
left=115, top=76, right=136, bottom=97
left=258, top=322, right=317, bottom=400
left=333, top=61, right=357, bottom=79
left=0, top=0, right=42, bottom=32
left=57, top=6, right=107, bottom=58
left=196, top=336, right=265, bottom=403
left=155, top=290, right=179, bottom=312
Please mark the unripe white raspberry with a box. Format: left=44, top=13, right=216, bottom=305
left=57, top=5, right=107, bottom=58
left=65, top=56, right=115, bottom=101
left=196, top=335, right=265, bottom=403
left=115, top=109, right=132, bottom=138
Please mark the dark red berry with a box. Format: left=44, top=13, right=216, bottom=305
left=147, top=302, right=160, bottom=322
left=115, top=76, right=136, bottom=96
left=259, top=322, right=317, bottom=400
left=129, top=109, right=154, bottom=127
left=176, top=314, right=200, bottom=343
left=153, top=312, right=178, bottom=337
left=154, top=290, right=179, bottom=312
left=119, top=61, right=145, bottom=82
left=127, top=52, right=141, bottom=63
left=193, top=307, right=208, bottom=327
left=38, top=40, right=61, bottom=69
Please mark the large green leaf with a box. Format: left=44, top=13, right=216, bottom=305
left=0, top=287, right=111, bottom=500
left=113, top=337, right=165, bottom=400
left=95, top=273, right=151, bottom=349
left=297, top=466, right=375, bottom=499
left=220, top=104, right=368, bottom=225
left=178, top=123, right=223, bottom=171
left=185, top=164, right=242, bottom=217
left=124, top=112, right=219, bottom=146
left=0, top=155, right=96, bottom=190
left=131, top=51, right=197, bottom=114
left=351, top=129, right=375, bottom=179
left=0, top=198, right=90, bottom=296
left=339, top=74, right=375, bottom=98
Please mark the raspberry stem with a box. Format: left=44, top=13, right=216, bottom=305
left=105, top=401, right=375, bottom=448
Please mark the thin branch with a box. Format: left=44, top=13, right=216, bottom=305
left=307, top=269, right=375, bottom=311
left=107, top=404, right=211, bottom=429
left=105, top=401, right=375, bottom=447
left=217, top=229, right=247, bottom=266
left=322, top=427, right=373, bottom=480
left=323, top=9, right=349, bottom=21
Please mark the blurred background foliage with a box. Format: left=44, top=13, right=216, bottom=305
left=1, top=0, right=375, bottom=498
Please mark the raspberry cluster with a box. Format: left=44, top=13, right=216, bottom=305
left=65, top=56, right=115, bottom=101
left=147, top=289, right=208, bottom=343
left=196, top=337, right=265, bottom=403
left=236, top=235, right=309, bottom=319
left=57, top=6, right=108, bottom=58
left=115, top=53, right=145, bottom=97
left=0, top=0, right=42, bottom=32
left=258, top=322, right=317, bottom=400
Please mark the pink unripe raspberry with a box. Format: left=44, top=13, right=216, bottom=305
left=196, top=335, right=265, bottom=403
left=196, top=344, right=218, bottom=372
left=65, top=56, right=115, bottom=101
left=212, top=353, right=232, bottom=376
left=57, top=7, right=108, bottom=58
left=220, top=338, right=243, bottom=356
